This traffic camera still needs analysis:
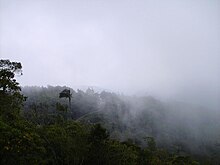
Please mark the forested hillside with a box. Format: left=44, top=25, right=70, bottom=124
left=21, top=85, right=220, bottom=164
left=0, top=59, right=219, bottom=164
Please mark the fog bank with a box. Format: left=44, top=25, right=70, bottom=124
left=1, top=0, right=219, bottom=109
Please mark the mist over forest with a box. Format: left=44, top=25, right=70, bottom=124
left=0, top=0, right=220, bottom=164
left=21, top=86, right=220, bottom=156
left=1, top=0, right=220, bottom=109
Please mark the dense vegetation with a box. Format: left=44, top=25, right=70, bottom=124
left=0, top=59, right=219, bottom=164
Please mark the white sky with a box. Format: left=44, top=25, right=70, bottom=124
left=0, top=0, right=220, bottom=108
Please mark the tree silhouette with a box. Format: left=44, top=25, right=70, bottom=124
left=0, top=59, right=22, bottom=93
left=59, top=89, right=72, bottom=109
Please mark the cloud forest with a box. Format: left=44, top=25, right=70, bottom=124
left=1, top=59, right=220, bottom=164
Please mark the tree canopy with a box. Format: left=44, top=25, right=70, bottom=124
left=0, top=59, right=22, bottom=93
left=0, top=59, right=212, bottom=164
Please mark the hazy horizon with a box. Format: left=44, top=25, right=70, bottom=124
left=1, top=0, right=219, bottom=109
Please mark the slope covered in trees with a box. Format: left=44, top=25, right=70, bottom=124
left=21, top=85, right=220, bottom=164
left=0, top=59, right=219, bottom=164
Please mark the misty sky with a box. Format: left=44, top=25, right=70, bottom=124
left=0, top=0, right=220, bottom=108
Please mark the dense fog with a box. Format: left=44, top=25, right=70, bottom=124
left=1, top=0, right=219, bottom=110
left=1, top=1, right=220, bottom=164
left=20, top=86, right=220, bottom=162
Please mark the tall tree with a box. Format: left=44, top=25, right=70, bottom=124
left=0, top=59, right=22, bottom=93
left=0, top=59, right=24, bottom=119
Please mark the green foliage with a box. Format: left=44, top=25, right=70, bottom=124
left=23, top=85, right=219, bottom=164
left=106, top=140, right=139, bottom=165
left=0, top=59, right=210, bottom=164
left=0, top=59, right=22, bottom=93
left=89, top=123, right=109, bottom=144
left=0, top=59, right=25, bottom=120
left=0, top=118, right=46, bottom=164
left=145, top=137, right=156, bottom=151
left=56, top=102, right=68, bottom=112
